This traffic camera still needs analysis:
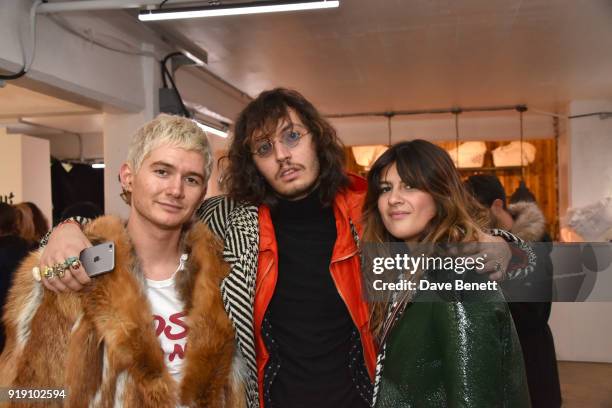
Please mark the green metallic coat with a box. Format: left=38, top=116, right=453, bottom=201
left=374, top=279, right=531, bottom=408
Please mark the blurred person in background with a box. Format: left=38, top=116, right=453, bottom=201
left=14, top=202, right=49, bottom=247
left=465, top=174, right=561, bottom=408
left=59, top=201, right=104, bottom=224
left=0, top=202, right=30, bottom=352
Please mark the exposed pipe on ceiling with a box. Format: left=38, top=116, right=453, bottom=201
left=568, top=112, right=612, bottom=120
left=326, top=104, right=528, bottom=119
left=36, top=0, right=253, bottom=103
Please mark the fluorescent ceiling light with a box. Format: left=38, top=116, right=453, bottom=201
left=185, top=102, right=233, bottom=124
left=194, top=120, right=228, bottom=138
left=91, top=163, right=105, bottom=169
left=139, top=1, right=339, bottom=21
left=183, top=51, right=205, bottom=66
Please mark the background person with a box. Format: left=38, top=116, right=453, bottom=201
left=0, top=202, right=29, bottom=353
left=465, top=174, right=561, bottom=408
left=14, top=201, right=49, bottom=248
left=58, top=201, right=104, bottom=223
left=362, top=140, right=530, bottom=408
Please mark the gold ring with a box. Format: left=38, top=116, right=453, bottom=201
left=43, top=265, right=54, bottom=279
left=32, top=266, right=41, bottom=282
left=53, top=263, right=66, bottom=279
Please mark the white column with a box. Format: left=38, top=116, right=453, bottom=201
left=102, top=45, right=159, bottom=218
left=567, top=100, right=612, bottom=207
left=0, top=129, right=52, bottom=224
left=549, top=99, right=612, bottom=363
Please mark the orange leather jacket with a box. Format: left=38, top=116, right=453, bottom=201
left=253, top=175, right=377, bottom=407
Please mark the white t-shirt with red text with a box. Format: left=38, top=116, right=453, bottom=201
left=147, top=273, right=188, bottom=383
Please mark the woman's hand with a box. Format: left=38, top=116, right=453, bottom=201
left=39, top=223, right=92, bottom=292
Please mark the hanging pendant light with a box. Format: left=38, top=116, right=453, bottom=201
left=447, top=109, right=486, bottom=169
left=510, top=105, right=537, bottom=203
left=518, top=105, right=526, bottom=179
left=454, top=109, right=460, bottom=167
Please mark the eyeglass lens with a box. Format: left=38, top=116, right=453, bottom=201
left=253, top=127, right=305, bottom=157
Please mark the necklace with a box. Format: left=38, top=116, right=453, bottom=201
left=175, top=253, right=189, bottom=273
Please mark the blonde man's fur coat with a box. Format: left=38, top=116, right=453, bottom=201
left=0, top=216, right=245, bottom=408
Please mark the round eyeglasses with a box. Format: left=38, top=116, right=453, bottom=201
left=251, top=128, right=307, bottom=158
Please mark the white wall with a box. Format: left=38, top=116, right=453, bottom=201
left=0, top=131, right=52, bottom=224
left=549, top=99, right=612, bottom=363
left=567, top=100, right=612, bottom=206
left=0, top=128, right=22, bottom=204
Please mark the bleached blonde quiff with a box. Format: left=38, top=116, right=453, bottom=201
left=121, top=114, right=213, bottom=203
left=127, top=113, right=213, bottom=178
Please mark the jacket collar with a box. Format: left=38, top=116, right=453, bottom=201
left=257, top=178, right=366, bottom=260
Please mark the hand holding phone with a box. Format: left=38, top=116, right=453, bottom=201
left=80, top=242, right=115, bottom=277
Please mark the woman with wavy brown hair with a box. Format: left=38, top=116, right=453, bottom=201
left=362, top=140, right=530, bottom=407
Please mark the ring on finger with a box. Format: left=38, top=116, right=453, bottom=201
left=43, top=265, right=55, bottom=279
left=53, top=263, right=66, bottom=279
left=65, top=256, right=81, bottom=270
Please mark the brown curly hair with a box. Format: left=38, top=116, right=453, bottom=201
left=224, top=88, right=349, bottom=207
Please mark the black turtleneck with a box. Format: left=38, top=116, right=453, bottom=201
left=266, top=191, right=369, bottom=408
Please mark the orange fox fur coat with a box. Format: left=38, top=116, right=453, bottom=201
left=0, top=216, right=245, bottom=408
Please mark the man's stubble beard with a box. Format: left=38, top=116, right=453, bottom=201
left=274, top=160, right=321, bottom=201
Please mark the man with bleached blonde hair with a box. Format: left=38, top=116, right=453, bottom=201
left=0, top=114, right=245, bottom=407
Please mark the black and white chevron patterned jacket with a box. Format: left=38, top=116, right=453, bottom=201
left=197, top=196, right=262, bottom=408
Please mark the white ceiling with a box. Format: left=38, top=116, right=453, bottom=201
left=0, top=83, right=103, bottom=133
left=0, top=83, right=96, bottom=119
left=0, top=83, right=103, bottom=159
left=22, top=114, right=104, bottom=134
left=4, top=0, right=611, bottom=142
left=147, top=0, right=612, bottom=115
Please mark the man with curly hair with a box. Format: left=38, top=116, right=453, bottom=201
left=39, top=89, right=521, bottom=408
